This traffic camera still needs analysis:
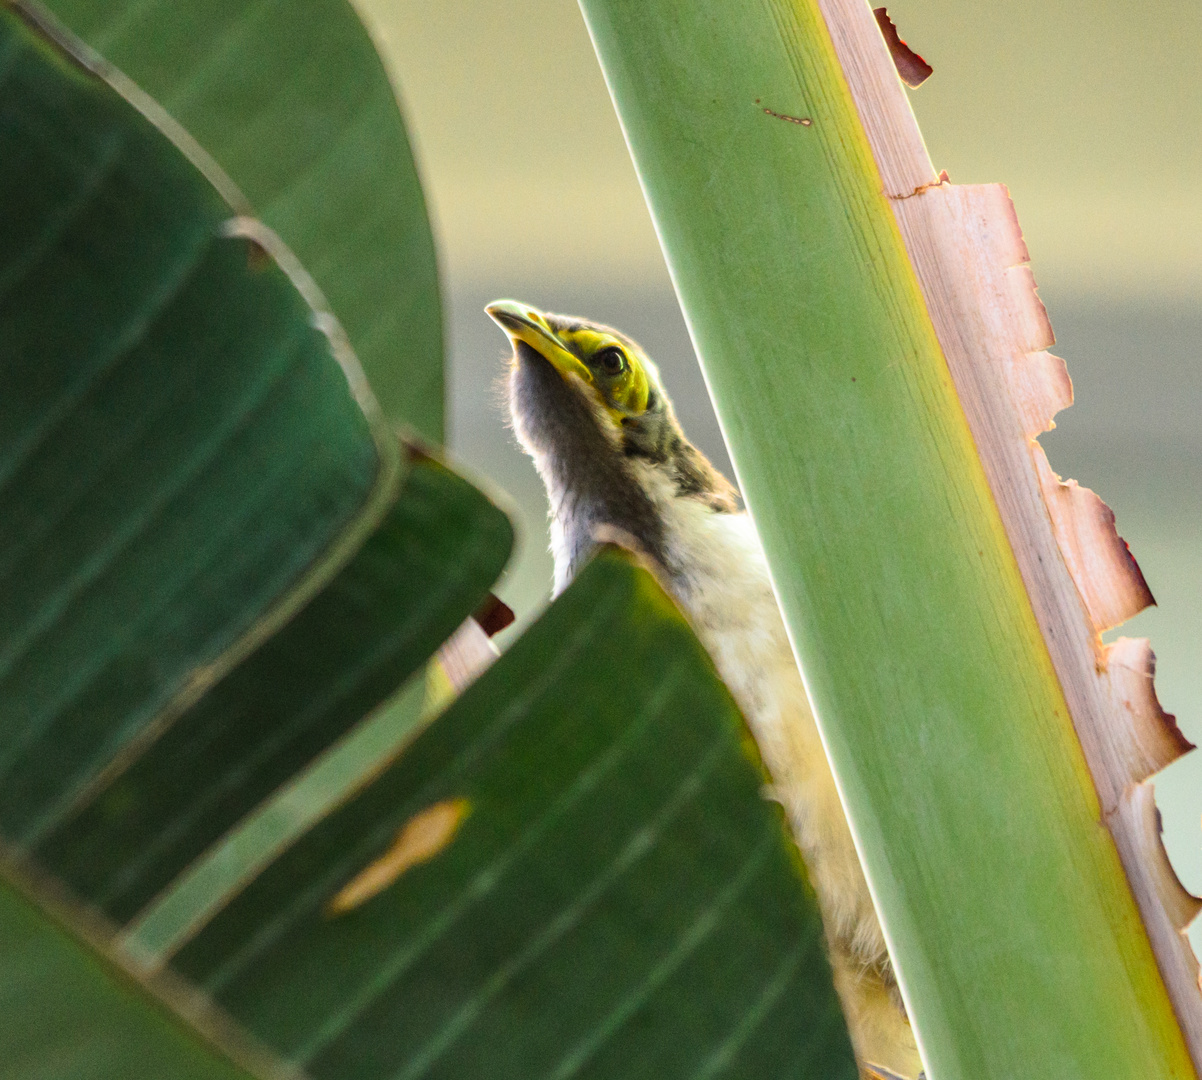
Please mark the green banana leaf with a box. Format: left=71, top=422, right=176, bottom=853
left=35, top=454, right=513, bottom=925
left=163, top=547, right=857, bottom=1080
left=578, top=0, right=1194, bottom=1076
left=0, top=880, right=261, bottom=1080
left=0, top=0, right=396, bottom=849
left=39, top=0, right=445, bottom=441
left=2, top=5, right=858, bottom=1078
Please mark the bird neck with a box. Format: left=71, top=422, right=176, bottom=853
left=542, top=453, right=668, bottom=595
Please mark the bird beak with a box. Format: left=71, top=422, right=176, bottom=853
left=485, top=300, right=595, bottom=387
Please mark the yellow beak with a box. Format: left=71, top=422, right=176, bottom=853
left=485, top=300, right=595, bottom=386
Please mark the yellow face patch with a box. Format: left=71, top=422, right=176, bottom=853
left=560, top=328, right=651, bottom=418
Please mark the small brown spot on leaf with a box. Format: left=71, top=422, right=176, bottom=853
left=874, top=8, right=933, bottom=88
left=326, top=798, right=470, bottom=915
left=763, top=107, right=812, bottom=127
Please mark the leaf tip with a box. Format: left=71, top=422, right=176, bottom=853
left=873, top=8, right=933, bottom=89
left=473, top=592, right=515, bottom=637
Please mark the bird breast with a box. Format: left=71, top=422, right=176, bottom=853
left=654, top=495, right=927, bottom=1072
left=656, top=495, right=888, bottom=971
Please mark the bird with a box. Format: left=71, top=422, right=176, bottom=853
left=488, top=298, right=922, bottom=1080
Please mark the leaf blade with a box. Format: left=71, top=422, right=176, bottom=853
left=0, top=5, right=392, bottom=849
left=171, top=550, right=859, bottom=1080
left=35, top=456, right=513, bottom=925
left=39, top=0, right=445, bottom=439
left=0, top=871, right=271, bottom=1080
left=577, top=0, right=1195, bottom=1075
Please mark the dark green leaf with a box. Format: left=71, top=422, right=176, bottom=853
left=0, top=9, right=514, bottom=1076
left=0, top=5, right=391, bottom=849
left=0, top=874, right=266, bottom=1080
left=35, top=456, right=513, bottom=925
left=39, top=0, right=445, bottom=440
left=172, top=549, right=858, bottom=1080
left=1, top=12, right=848, bottom=1078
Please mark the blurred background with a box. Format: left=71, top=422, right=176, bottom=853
left=354, top=0, right=1202, bottom=938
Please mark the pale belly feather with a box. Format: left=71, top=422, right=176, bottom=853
left=656, top=495, right=921, bottom=1077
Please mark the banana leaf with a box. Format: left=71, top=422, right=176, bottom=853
left=577, top=0, right=1194, bottom=1076
left=1, top=7, right=856, bottom=1079
left=39, top=0, right=445, bottom=440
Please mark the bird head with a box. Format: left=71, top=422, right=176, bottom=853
left=486, top=299, right=664, bottom=449
left=488, top=299, right=737, bottom=589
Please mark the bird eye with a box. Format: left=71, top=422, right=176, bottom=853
left=596, top=346, right=625, bottom=375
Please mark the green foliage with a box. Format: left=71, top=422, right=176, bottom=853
left=34, top=456, right=513, bottom=924
left=0, top=4, right=857, bottom=1079
left=0, top=2, right=390, bottom=848
left=578, top=0, right=1193, bottom=1076
left=0, top=884, right=258, bottom=1080
left=40, top=0, right=445, bottom=441
left=171, top=549, right=857, bottom=1080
